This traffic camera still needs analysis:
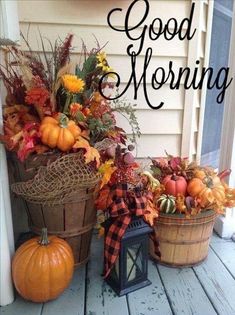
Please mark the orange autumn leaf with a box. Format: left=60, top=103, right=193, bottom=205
left=85, top=147, right=100, bottom=167
left=143, top=200, right=158, bottom=226
left=153, top=185, right=165, bottom=203
left=95, top=185, right=112, bottom=210
left=99, top=160, right=117, bottom=189
left=175, top=194, right=187, bottom=214
left=73, top=136, right=90, bottom=151
left=84, top=146, right=100, bottom=167
left=73, top=136, right=100, bottom=167
left=144, top=210, right=158, bottom=226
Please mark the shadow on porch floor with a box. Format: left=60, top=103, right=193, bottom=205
left=1, top=233, right=235, bottom=315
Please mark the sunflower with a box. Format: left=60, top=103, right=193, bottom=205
left=62, top=74, right=85, bottom=94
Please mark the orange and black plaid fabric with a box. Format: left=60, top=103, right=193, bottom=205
left=103, top=183, right=160, bottom=278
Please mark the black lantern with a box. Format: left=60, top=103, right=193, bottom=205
left=104, top=216, right=152, bottom=296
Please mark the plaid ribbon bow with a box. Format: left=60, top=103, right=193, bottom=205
left=103, top=183, right=160, bottom=278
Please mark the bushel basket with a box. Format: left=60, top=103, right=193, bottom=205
left=10, top=152, right=100, bottom=267
left=150, top=210, right=217, bottom=267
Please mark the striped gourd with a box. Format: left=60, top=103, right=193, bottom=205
left=157, top=194, right=176, bottom=214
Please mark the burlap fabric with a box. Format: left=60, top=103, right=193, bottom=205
left=11, top=152, right=101, bottom=205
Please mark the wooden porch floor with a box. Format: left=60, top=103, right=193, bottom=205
left=2, top=233, right=235, bottom=315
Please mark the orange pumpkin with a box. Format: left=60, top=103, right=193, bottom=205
left=12, top=228, right=74, bottom=302
left=187, top=175, right=225, bottom=207
left=162, top=174, right=187, bottom=197
left=40, top=113, right=81, bottom=151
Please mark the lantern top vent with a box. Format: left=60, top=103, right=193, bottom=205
left=123, top=216, right=152, bottom=240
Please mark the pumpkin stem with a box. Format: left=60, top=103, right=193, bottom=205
left=204, top=176, right=214, bottom=188
left=171, top=174, right=178, bottom=181
left=39, top=228, right=50, bottom=246
left=59, top=113, right=69, bottom=128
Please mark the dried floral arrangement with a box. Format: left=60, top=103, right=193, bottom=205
left=95, top=144, right=158, bottom=233
left=0, top=33, right=140, bottom=166
left=146, top=153, right=235, bottom=217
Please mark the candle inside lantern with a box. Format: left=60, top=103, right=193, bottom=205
left=115, top=247, right=137, bottom=282
left=126, top=247, right=138, bottom=282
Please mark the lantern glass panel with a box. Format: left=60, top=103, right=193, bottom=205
left=126, top=243, right=143, bottom=282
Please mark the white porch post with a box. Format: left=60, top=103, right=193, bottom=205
left=214, top=6, right=235, bottom=238
left=0, top=86, right=15, bottom=306
left=0, top=0, right=20, bottom=305
left=214, top=127, right=235, bottom=238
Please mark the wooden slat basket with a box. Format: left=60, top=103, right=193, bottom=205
left=150, top=210, right=217, bottom=267
left=9, top=153, right=97, bottom=267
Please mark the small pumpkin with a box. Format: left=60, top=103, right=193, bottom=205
left=187, top=175, right=225, bottom=207
left=40, top=113, right=81, bottom=151
left=162, top=174, right=187, bottom=197
left=157, top=194, right=176, bottom=213
left=12, top=228, right=74, bottom=303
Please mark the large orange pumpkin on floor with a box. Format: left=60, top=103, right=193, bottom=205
left=12, top=228, right=74, bottom=302
left=187, top=174, right=225, bottom=208
left=40, top=113, right=81, bottom=151
left=162, top=174, right=187, bottom=197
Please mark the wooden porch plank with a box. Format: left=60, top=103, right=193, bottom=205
left=157, top=264, right=217, bottom=315
left=193, top=248, right=235, bottom=314
left=42, top=268, right=85, bottom=315
left=210, top=232, right=232, bottom=244
left=86, top=237, right=129, bottom=315
left=210, top=240, right=235, bottom=278
left=0, top=297, right=42, bottom=315
left=127, top=261, right=173, bottom=315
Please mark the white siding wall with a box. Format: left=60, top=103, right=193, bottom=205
left=17, top=0, right=212, bottom=159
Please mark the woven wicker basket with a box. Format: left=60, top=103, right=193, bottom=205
left=150, top=210, right=217, bottom=267
left=9, top=153, right=97, bottom=267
